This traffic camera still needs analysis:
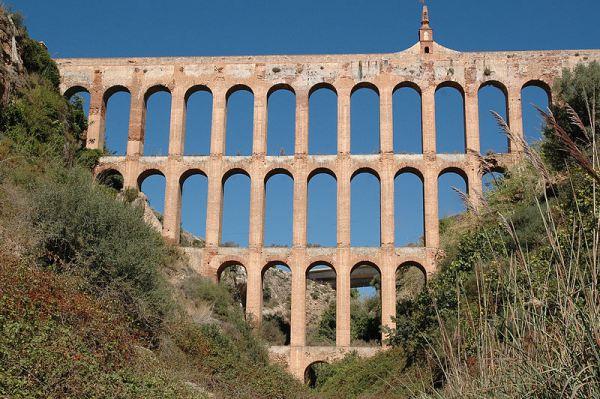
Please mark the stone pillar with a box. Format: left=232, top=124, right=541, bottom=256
left=421, top=86, right=436, bottom=157
left=380, top=167, right=395, bottom=247
left=295, top=90, right=309, bottom=155
left=245, top=260, right=263, bottom=326
left=293, top=168, right=308, bottom=248
left=507, top=85, right=524, bottom=153
left=290, top=262, right=306, bottom=346
left=86, top=76, right=106, bottom=150
left=126, top=81, right=146, bottom=157
left=464, top=88, right=480, bottom=154
left=337, top=159, right=351, bottom=247
left=336, top=261, right=351, bottom=347
left=380, top=265, right=396, bottom=344
left=380, top=86, right=393, bottom=154
left=210, top=88, right=227, bottom=156
left=205, top=167, right=223, bottom=248
left=424, top=169, right=439, bottom=248
left=253, top=87, right=267, bottom=156
left=162, top=170, right=181, bottom=244
left=249, top=170, right=264, bottom=248
left=467, top=165, right=482, bottom=210
left=338, top=87, right=351, bottom=154
left=168, top=85, right=186, bottom=156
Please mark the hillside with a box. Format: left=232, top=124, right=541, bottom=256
left=0, top=7, right=309, bottom=398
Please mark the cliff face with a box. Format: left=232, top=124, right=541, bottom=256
left=0, top=9, right=25, bottom=105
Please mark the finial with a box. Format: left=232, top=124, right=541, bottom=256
left=419, top=3, right=433, bottom=54
left=422, top=5, right=429, bottom=25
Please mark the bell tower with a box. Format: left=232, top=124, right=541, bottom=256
left=419, top=5, right=433, bottom=55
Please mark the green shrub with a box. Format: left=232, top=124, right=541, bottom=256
left=30, top=166, right=175, bottom=339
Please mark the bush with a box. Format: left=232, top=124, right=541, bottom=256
left=30, top=166, right=175, bottom=339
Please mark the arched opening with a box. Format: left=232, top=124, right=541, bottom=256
left=309, top=84, right=337, bottom=155
left=436, top=83, right=466, bottom=154
left=394, top=170, right=424, bottom=247
left=304, top=361, right=328, bottom=388
left=104, top=87, right=131, bottom=155
left=221, top=170, right=251, bottom=247
left=350, top=262, right=381, bottom=346
left=264, top=171, right=294, bottom=247
left=226, top=86, right=254, bottom=156
left=180, top=171, right=208, bottom=247
left=482, top=170, right=505, bottom=193
left=66, top=87, right=90, bottom=118
left=396, top=262, right=426, bottom=304
left=351, top=170, right=380, bottom=247
left=261, top=262, right=292, bottom=345
left=306, top=262, right=337, bottom=346
left=438, top=170, right=468, bottom=223
left=393, top=83, right=422, bottom=154
left=479, top=82, right=509, bottom=154
left=307, top=170, right=337, bottom=247
left=184, top=86, right=212, bottom=155
left=267, top=86, right=295, bottom=156
left=144, top=86, right=172, bottom=156
left=138, top=170, right=166, bottom=219
left=522, top=81, right=551, bottom=145
left=96, top=169, right=123, bottom=191
left=351, top=84, right=380, bottom=154
left=218, top=261, right=247, bottom=313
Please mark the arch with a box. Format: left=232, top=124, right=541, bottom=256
left=304, top=361, right=328, bottom=388
left=103, top=86, right=131, bottom=155
left=350, top=261, right=382, bottom=346
left=217, top=261, right=247, bottom=312
left=221, top=170, right=251, bottom=247
left=180, top=170, right=208, bottom=246
left=482, top=170, right=505, bottom=193
left=351, top=82, right=380, bottom=154
left=306, top=261, right=337, bottom=346
left=394, top=170, right=425, bottom=247
left=308, top=171, right=337, bottom=247
left=264, top=171, right=294, bottom=247
left=350, top=167, right=380, bottom=181
left=184, top=85, right=213, bottom=155
left=226, top=85, right=254, bottom=156
left=264, top=167, right=294, bottom=181
left=267, top=85, right=296, bottom=156
left=351, top=170, right=381, bottom=247
left=144, top=85, right=172, bottom=156
left=308, top=167, right=336, bottom=181
left=138, top=169, right=166, bottom=216
left=438, top=170, right=468, bottom=221
left=261, top=261, right=292, bottom=345
left=396, top=262, right=427, bottom=308
left=137, top=168, right=165, bottom=190
left=96, top=169, right=123, bottom=191
left=393, top=82, right=423, bottom=154
left=479, top=81, right=509, bottom=154
left=66, top=86, right=91, bottom=120
left=521, top=80, right=551, bottom=144
left=522, top=79, right=552, bottom=102
left=309, top=83, right=338, bottom=155
left=435, top=82, right=466, bottom=154
left=64, top=85, right=89, bottom=99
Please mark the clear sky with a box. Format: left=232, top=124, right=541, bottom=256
left=8, top=0, right=598, bottom=250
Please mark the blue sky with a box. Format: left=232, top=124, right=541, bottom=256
left=10, top=0, right=597, bottom=249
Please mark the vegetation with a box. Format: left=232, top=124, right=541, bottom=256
left=0, top=7, right=307, bottom=398
left=311, top=63, right=600, bottom=398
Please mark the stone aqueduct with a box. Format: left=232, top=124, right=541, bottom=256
left=55, top=8, right=600, bottom=379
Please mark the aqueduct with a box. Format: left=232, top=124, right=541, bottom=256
left=56, top=7, right=600, bottom=379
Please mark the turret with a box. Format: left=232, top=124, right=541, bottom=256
left=419, top=5, right=433, bottom=54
